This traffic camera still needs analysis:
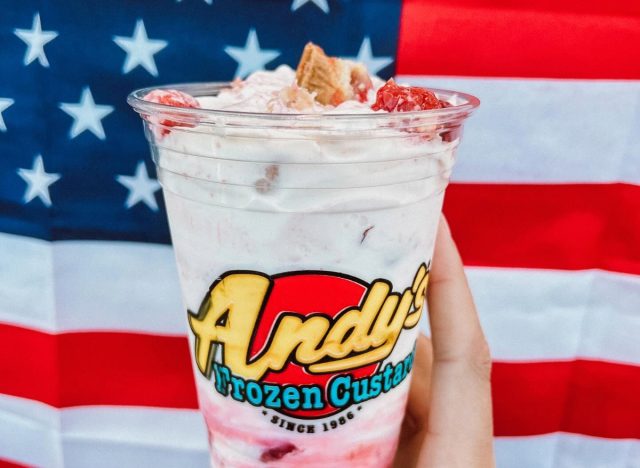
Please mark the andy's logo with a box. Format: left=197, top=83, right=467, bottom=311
left=189, top=264, right=429, bottom=419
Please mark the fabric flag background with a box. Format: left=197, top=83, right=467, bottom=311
left=1, top=0, right=639, bottom=466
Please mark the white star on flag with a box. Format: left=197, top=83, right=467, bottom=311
left=59, top=87, right=114, bottom=140
left=113, top=19, right=168, bottom=77
left=347, top=37, right=393, bottom=77
left=224, top=29, right=281, bottom=79
left=14, top=13, right=58, bottom=67
left=0, top=98, right=14, bottom=132
left=291, top=0, right=330, bottom=14
left=116, top=161, right=161, bottom=211
left=17, top=155, right=61, bottom=207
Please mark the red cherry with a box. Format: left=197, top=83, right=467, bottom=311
left=143, top=89, right=200, bottom=131
left=372, top=79, right=447, bottom=112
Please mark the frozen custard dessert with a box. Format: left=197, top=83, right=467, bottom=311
left=133, top=43, right=476, bottom=467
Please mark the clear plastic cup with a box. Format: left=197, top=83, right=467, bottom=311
left=128, top=84, right=479, bottom=467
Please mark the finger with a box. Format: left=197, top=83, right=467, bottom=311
left=427, top=217, right=483, bottom=362
left=394, top=334, right=433, bottom=468
left=419, top=217, right=495, bottom=467
left=405, top=334, right=434, bottom=431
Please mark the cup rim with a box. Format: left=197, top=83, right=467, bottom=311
left=127, top=82, right=480, bottom=125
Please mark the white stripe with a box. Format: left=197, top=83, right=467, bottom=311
left=0, top=394, right=208, bottom=468
left=0, top=233, right=56, bottom=332
left=399, top=76, right=640, bottom=185
left=0, top=396, right=62, bottom=467
left=422, top=267, right=640, bottom=364
left=0, top=232, right=186, bottom=335
left=3, top=233, right=640, bottom=367
left=495, top=433, right=640, bottom=468
left=466, top=267, right=640, bottom=364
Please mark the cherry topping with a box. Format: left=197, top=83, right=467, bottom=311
left=143, top=89, right=200, bottom=131
left=372, top=80, right=447, bottom=112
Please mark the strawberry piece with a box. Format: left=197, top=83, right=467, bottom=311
left=260, top=443, right=297, bottom=462
left=143, top=89, right=200, bottom=130
left=144, top=89, right=199, bottom=110
left=372, top=80, right=447, bottom=112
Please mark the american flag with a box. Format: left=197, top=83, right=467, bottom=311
left=1, top=1, right=639, bottom=467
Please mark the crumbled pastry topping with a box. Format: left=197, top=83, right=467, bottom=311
left=295, top=43, right=372, bottom=106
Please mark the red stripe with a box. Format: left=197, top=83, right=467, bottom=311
left=397, top=0, right=640, bottom=78
left=3, top=324, right=640, bottom=438
left=0, top=459, right=29, bottom=468
left=0, top=324, right=198, bottom=409
left=493, top=360, right=640, bottom=438
left=444, top=183, right=640, bottom=275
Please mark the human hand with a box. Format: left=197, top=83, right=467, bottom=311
left=394, top=217, right=495, bottom=467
